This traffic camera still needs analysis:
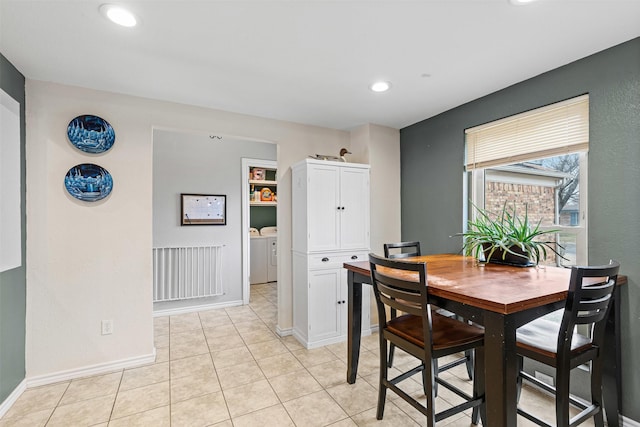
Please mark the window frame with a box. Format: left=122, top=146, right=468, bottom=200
left=465, top=151, right=588, bottom=266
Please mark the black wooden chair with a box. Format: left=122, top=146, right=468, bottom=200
left=369, top=253, right=485, bottom=426
left=383, top=242, right=474, bottom=381
left=516, top=261, right=620, bottom=427
left=383, top=242, right=421, bottom=368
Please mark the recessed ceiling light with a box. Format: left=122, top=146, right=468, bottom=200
left=100, top=4, right=138, bottom=27
left=509, top=0, right=539, bottom=5
left=370, top=81, right=391, bottom=93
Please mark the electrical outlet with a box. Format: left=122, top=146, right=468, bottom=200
left=101, top=320, right=113, bottom=335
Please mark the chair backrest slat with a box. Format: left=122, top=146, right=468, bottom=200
left=374, top=271, right=423, bottom=292
left=574, top=289, right=614, bottom=324
left=376, top=282, right=424, bottom=316
left=384, top=241, right=421, bottom=259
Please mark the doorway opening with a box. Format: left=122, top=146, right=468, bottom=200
left=241, top=158, right=278, bottom=306
left=152, top=128, right=275, bottom=315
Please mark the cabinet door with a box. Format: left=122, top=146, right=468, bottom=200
left=337, top=267, right=370, bottom=337
left=339, top=167, right=370, bottom=250
left=308, top=269, right=343, bottom=342
left=307, top=164, right=340, bottom=251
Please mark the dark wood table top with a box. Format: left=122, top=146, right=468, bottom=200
left=344, top=253, right=625, bottom=315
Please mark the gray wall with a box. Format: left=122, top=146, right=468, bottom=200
left=153, top=129, right=276, bottom=309
left=0, top=53, right=26, bottom=403
left=400, top=37, right=640, bottom=421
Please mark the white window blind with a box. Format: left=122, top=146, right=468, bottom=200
left=465, top=95, right=589, bottom=170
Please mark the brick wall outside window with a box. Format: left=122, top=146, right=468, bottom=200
left=484, top=181, right=561, bottom=265
left=484, top=182, right=556, bottom=226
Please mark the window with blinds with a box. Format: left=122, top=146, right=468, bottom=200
left=465, top=94, right=589, bottom=170
left=464, top=94, right=589, bottom=266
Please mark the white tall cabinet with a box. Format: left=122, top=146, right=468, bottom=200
left=292, top=159, right=371, bottom=349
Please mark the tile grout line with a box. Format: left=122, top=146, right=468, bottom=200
left=252, top=286, right=355, bottom=427
left=200, top=308, right=233, bottom=426
left=106, top=369, right=125, bottom=425
left=44, top=380, right=71, bottom=426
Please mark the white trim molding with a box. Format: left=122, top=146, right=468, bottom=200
left=153, top=299, right=243, bottom=317
left=26, top=350, right=156, bottom=388
left=623, top=414, right=640, bottom=427
left=0, top=379, right=27, bottom=419
left=275, top=325, right=292, bottom=337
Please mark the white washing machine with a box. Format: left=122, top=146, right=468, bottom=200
left=267, top=236, right=277, bottom=282
left=250, top=227, right=277, bottom=284
left=250, top=236, right=268, bottom=284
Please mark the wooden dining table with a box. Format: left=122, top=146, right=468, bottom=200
left=343, top=254, right=624, bottom=427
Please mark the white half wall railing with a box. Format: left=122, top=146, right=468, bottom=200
left=152, top=245, right=224, bottom=302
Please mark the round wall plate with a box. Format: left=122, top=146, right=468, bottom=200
left=67, top=115, right=115, bottom=153
left=64, top=163, right=113, bottom=202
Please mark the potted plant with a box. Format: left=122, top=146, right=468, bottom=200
left=457, top=202, right=566, bottom=266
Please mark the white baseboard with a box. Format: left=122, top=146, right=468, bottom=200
left=153, top=299, right=243, bottom=317
left=275, top=325, right=292, bottom=337
left=26, top=350, right=156, bottom=388
left=623, top=414, right=640, bottom=427
left=0, top=379, right=26, bottom=419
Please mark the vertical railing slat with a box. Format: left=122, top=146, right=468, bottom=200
left=152, top=246, right=224, bottom=302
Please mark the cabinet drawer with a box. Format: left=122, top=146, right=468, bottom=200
left=309, top=252, right=368, bottom=269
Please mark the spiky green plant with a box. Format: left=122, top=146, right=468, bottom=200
left=458, top=202, right=567, bottom=265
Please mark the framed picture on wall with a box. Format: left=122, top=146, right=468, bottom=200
left=181, top=194, right=226, bottom=225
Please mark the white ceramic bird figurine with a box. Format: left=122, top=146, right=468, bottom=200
left=340, top=148, right=352, bottom=162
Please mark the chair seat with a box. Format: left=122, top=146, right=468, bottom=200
left=387, top=313, right=484, bottom=350
left=516, top=316, right=593, bottom=359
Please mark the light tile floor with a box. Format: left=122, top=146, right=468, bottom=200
left=0, top=282, right=594, bottom=426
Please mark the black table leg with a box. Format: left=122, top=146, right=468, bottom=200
left=483, top=311, right=519, bottom=427
left=347, top=270, right=362, bottom=384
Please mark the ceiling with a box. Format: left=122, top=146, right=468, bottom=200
left=1, top=0, right=639, bottom=131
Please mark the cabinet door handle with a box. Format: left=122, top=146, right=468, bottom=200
left=351, top=255, right=358, bottom=260
left=321, top=257, right=329, bottom=262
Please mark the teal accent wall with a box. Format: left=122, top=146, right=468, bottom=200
left=400, top=37, right=640, bottom=421
left=0, top=53, right=26, bottom=404
left=250, top=206, right=277, bottom=230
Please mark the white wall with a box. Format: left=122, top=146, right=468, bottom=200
left=350, top=124, right=401, bottom=256
left=25, top=80, right=400, bottom=380
left=350, top=123, right=401, bottom=325
left=153, top=129, right=276, bottom=308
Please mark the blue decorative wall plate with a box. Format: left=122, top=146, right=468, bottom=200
left=64, top=163, right=113, bottom=202
left=67, top=115, right=115, bottom=153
